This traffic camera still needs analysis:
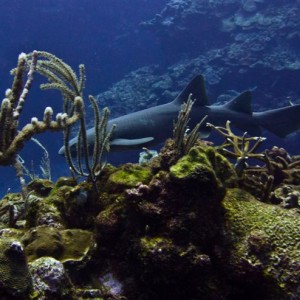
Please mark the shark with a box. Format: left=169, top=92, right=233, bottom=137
left=58, top=74, right=300, bottom=156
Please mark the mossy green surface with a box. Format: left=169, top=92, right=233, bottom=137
left=4, top=141, right=300, bottom=299
left=27, top=179, right=54, bottom=197
left=170, top=147, right=211, bottom=179
left=108, top=163, right=152, bottom=191
left=222, top=188, right=300, bottom=298
left=22, top=226, right=94, bottom=264
left=60, top=229, right=95, bottom=264
left=139, top=236, right=174, bottom=258
left=25, top=193, right=65, bottom=229
left=170, top=146, right=237, bottom=187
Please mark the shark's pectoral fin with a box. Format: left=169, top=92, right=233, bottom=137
left=110, top=137, right=154, bottom=150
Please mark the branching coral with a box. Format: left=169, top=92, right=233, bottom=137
left=242, top=146, right=300, bottom=202
left=207, top=120, right=266, bottom=175
left=206, top=120, right=279, bottom=202
left=208, top=124, right=300, bottom=203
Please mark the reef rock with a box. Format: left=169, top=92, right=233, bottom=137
left=221, top=188, right=300, bottom=299
left=1, top=144, right=300, bottom=299
left=0, top=237, right=32, bottom=299
left=29, top=257, right=74, bottom=300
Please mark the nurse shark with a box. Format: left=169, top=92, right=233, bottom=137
left=59, top=75, right=300, bottom=155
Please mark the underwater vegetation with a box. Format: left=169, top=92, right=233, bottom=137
left=0, top=50, right=114, bottom=198
left=1, top=52, right=300, bottom=299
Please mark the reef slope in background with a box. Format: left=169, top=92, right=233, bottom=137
left=95, top=0, right=300, bottom=120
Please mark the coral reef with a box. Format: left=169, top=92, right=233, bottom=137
left=238, top=146, right=300, bottom=202
left=29, top=257, right=75, bottom=300
left=1, top=138, right=300, bottom=299
left=222, top=188, right=300, bottom=299
left=2, top=46, right=300, bottom=298
left=142, top=0, right=300, bottom=73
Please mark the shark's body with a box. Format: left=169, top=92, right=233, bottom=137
left=59, top=75, right=300, bottom=155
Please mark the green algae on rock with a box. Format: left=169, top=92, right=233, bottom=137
left=25, top=191, right=65, bottom=229
left=22, top=226, right=95, bottom=266
left=107, top=163, right=153, bottom=191
left=94, top=146, right=233, bottom=299
left=25, top=179, right=97, bottom=229
left=26, top=179, right=54, bottom=197
left=170, top=146, right=237, bottom=188
left=221, top=188, right=300, bottom=299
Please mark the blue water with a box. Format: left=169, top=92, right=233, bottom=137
left=1, top=0, right=300, bottom=197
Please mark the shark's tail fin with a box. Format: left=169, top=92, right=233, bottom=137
left=254, top=104, right=300, bottom=137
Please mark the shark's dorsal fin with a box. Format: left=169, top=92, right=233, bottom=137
left=173, top=75, right=209, bottom=106
left=223, top=91, right=252, bottom=115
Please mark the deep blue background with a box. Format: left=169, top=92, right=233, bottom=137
left=0, top=0, right=168, bottom=196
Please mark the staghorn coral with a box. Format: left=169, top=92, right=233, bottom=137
left=207, top=120, right=266, bottom=176
left=272, top=184, right=300, bottom=209
left=206, top=119, right=300, bottom=203
left=241, top=146, right=300, bottom=203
